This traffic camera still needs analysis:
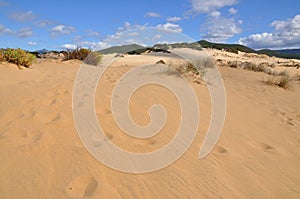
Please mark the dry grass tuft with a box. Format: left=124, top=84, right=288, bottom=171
left=294, top=73, right=300, bottom=81
left=227, top=61, right=280, bottom=74
left=262, top=75, right=291, bottom=89
left=190, top=54, right=215, bottom=69
left=161, top=68, right=182, bottom=78
left=63, top=47, right=102, bottom=66
left=265, top=70, right=289, bottom=77
left=227, top=61, right=239, bottom=68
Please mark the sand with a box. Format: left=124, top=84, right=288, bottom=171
left=0, top=49, right=300, bottom=198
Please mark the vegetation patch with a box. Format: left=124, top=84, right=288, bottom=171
left=0, top=48, right=36, bottom=68
left=262, top=75, right=291, bottom=89
left=63, top=48, right=102, bottom=66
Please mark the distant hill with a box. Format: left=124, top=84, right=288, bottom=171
left=153, top=42, right=202, bottom=51
left=36, top=49, right=49, bottom=54
left=127, top=47, right=170, bottom=55
left=99, top=44, right=144, bottom=54
left=195, top=40, right=300, bottom=60
left=276, top=49, right=300, bottom=55
left=98, top=40, right=300, bottom=60
left=196, top=40, right=256, bottom=54
left=256, top=49, right=300, bottom=59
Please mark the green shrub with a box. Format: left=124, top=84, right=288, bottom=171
left=0, top=48, right=36, bottom=68
left=0, top=50, right=3, bottom=62
left=63, top=47, right=102, bottom=66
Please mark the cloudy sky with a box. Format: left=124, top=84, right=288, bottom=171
left=0, top=0, right=299, bottom=51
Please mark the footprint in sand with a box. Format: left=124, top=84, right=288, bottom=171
left=24, top=131, right=43, bottom=143
left=66, top=176, right=98, bottom=198
left=148, top=139, right=156, bottom=145
left=18, top=109, right=36, bottom=119
left=5, top=130, right=43, bottom=146
left=278, top=112, right=295, bottom=126
left=55, top=89, right=69, bottom=96
left=216, top=146, right=228, bottom=154
left=49, top=99, right=57, bottom=106
left=261, top=143, right=275, bottom=151
left=105, top=133, right=113, bottom=141
left=63, top=90, right=69, bottom=95
left=104, top=109, right=111, bottom=114
left=25, top=98, right=35, bottom=104
left=45, top=113, right=62, bottom=124
left=50, top=114, right=61, bottom=122
left=285, top=118, right=295, bottom=126
left=92, top=133, right=114, bottom=148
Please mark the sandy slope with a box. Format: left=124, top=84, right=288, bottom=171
left=0, top=50, right=300, bottom=199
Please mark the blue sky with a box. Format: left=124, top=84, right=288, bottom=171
left=0, top=0, right=299, bottom=51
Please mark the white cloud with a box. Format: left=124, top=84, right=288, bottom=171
left=271, top=15, right=300, bottom=31
left=17, top=27, right=33, bottom=38
left=202, top=16, right=242, bottom=42
left=96, top=21, right=186, bottom=47
left=188, top=0, right=238, bottom=14
left=157, top=22, right=183, bottom=33
left=34, top=20, right=53, bottom=28
left=102, top=22, right=148, bottom=44
left=50, top=25, right=76, bottom=37
left=102, top=22, right=149, bottom=46
left=85, top=30, right=101, bottom=38
left=9, top=10, right=37, bottom=22
left=238, top=15, right=300, bottom=49
left=0, top=24, right=15, bottom=35
left=238, top=33, right=283, bottom=49
left=27, top=41, right=37, bottom=46
left=117, top=22, right=147, bottom=32
left=0, top=24, right=33, bottom=38
left=77, top=41, right=111, bottom=51
left=61, top=41, right=110, bottom=51
left=210, top=11, right=221, bottom=17
left=167, top=17, right=182, bottom=22
left=154, top=34, right=162, bottom=39
left=61, top=44, right=77, bottom=50
left=228, top=7, right=237, bottom=14
left=145, top=12, right=161, bottom=18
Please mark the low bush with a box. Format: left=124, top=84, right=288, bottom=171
left=0, top=48, right=36, bottom=68
left=84, top=52, right=103, bottom=66
left=265, top=69, right=289, bottom=77
left=263, top=75, right=291, bottom=89
left=191, top=56, right=215, bottom=69
left=167, top=59, right=207, bottom=77
left=228, top=61, right=239, bottom=68
left=294, top=73, right=300, bottom=81
left=63, top=48, right=91, bottom=61
left=63, top=47, right=102, bottom=66
left=241, top=61, right=257, bottom=71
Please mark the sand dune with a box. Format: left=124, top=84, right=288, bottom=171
left=0, top=49, right=300, bottom=198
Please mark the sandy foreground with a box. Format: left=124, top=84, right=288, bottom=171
left=0, top=49, right=300, bottom=198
